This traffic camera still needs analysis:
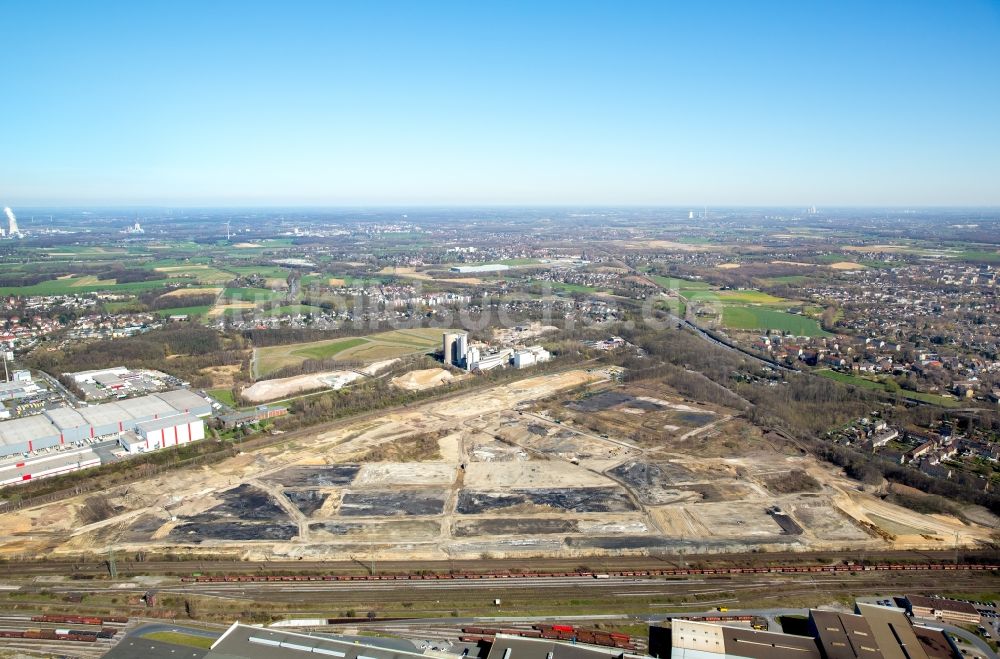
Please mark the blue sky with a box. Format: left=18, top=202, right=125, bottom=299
left=1, top=1, right=998, bottom=206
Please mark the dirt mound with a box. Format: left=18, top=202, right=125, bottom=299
left=391, top=368, right=457, bottom=391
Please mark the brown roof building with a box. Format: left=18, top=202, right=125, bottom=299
left=667, top=603, right=958, bottom=659
left=904, top=595, right=981, bottom=625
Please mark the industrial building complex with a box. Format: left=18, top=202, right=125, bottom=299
left=661, top=602, right=964, bottom=659
left=0, top=388, right=212, bottom=475
left=443, top=331, right=550, bottom=372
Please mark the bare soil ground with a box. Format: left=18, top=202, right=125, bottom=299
left=391, top=368, right=461, bottom=391
left=0, top=368, right=991, bottom=562
left=209, top=302, right=255, bottom=317
left=242, top=370, right=363, bottom=403
left=159, top=286, right=223, bottom=299
left=200, top=363, right=245, bottom=388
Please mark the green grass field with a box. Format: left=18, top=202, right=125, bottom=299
left=208, top=388, right=237, bottom=407
left=952, top=249, right=1000, bottom=263
left=294, top=337, right=368, bottom=360
left=256, top=327, right=451, bottom=376
left=155, top=264, right=234, bottom=284
left=37, top=246, right=130, bottom=260
left=687, top=289, right=789, bottom=305
left=223, top=287, right=285, bottom=302
left=723, top=306, right=830, bottom=336
left=227, top=265, right=291, bottom=278
left=816, top=369, right=961, bottom=407
left=0, top=277, right=170, bottom=297
left=646, top=274, right=713, bottom=292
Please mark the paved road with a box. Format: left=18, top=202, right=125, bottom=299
left=92, top=438, right=122, bottom=463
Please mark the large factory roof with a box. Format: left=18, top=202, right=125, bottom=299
left=116, top=395, right=177, bottom=419
left=43, top=406, right=88, bottom=430
left=136, top=412, right=202, bottom=434
left=0, top=389, right=214, bottom=454
left=78, top=402, right=131, bottom=427
left=154, top=389, right=210, bottom=413
left=487, top=635, right=643, bottom=659
left=0, top=415, right=60, bottom=448
left=0, top=447, right=99, bottom=483
left=207, top=623, right=431, bottom=659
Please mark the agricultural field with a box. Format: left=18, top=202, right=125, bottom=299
left=255, top=327, right=452, bottom=376
left=0, top=276, right=169, bottom=296
left=686, top=289, right=789, bottom=305
left=646, top=274, right=712, bottom=292
left=222, top=287, right=286, bottom=302
left=226, top=265, right=291, bottom=278
left=153, top=304, right=214, bottom=318
left=722, top=306, right=831, bottom=337
left=154, top=263, right=234, bottom=284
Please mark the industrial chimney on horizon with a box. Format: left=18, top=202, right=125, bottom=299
left=3, top=207, right=21, bottom=238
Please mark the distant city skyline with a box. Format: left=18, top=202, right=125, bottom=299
left=2, top=1, right=999, bottom=206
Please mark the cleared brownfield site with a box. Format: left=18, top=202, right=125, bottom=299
left=0, top=369, right=993, bottom=563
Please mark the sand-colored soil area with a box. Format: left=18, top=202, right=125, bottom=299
left=1, top=367, right=992, bottom=563
left=391, top=368, right=461, bottom=391
left=242, top=370, right=364, bottom=403
left=159, top=287, right=223, bottom=299
left=209, top=301, right=255, bottom=318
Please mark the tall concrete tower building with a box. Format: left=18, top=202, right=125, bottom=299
left=442, top=333, right=457, bottom=366
left=442, top=332, right=470, bottom=367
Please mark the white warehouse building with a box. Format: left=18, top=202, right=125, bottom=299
left=0, top=389, right=214, bottom=459
left=513, top=345, right=551, bottom=369
left=119, top=413, right=205, bottom=454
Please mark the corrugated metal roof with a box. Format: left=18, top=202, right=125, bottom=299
left=115, top=395, right=177, bottom=419
left=0, top=448, right=99, bottom=480
left=43, top=406, right=88, bottom=430
left=0, top=415, right=61, bottom=447
left=209, top=623, right=462, bottom=659
left=154, top=389, right=211, bottom=413
left=78, top=401, right=132, bottom=427
left=136, top=413, right=202, bottom=434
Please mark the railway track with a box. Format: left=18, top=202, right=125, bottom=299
left=7, top=548, right=997, bottom=578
